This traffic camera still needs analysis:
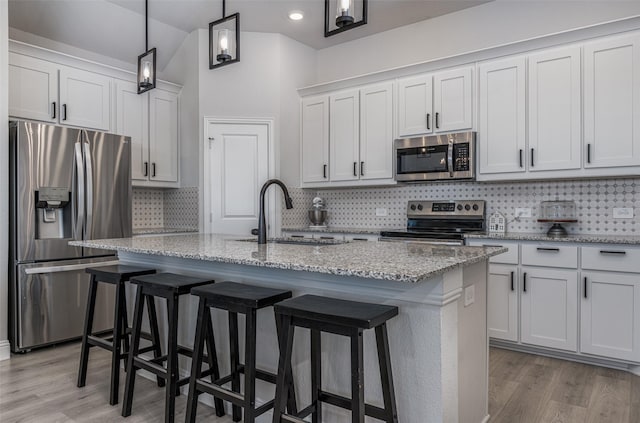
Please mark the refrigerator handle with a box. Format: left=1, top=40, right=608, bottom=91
left=84, top=142, right=94, bottom=238
left=74, top=142, right=85, bottom=239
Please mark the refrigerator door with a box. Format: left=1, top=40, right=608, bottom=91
left=11, top=120, right=84, bottom=262
left=13, top=256, right=119, bottom=352
left=83, top=130, right=132, bottom=257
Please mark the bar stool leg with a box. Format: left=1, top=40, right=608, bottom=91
left=272, top=315, right=294, bottom=423
left=122, top=287, right=146, bottom=417
left=77, top=275, right=98, bottom=388
left=186, top=297, right=208, bottom=423
left=376, top=323, right=398, bottom=423
left=243, top=309, right=258, bottom=422
left=311, top=329, right=322, bottom=423
left=351, top=328, right=365, bottom=423
left=109, top=282, right=126, bottom=405
left=229, top=311, right=242, bottom=422
left=121, top=292, right=130, bottom=366
left=146, top=295, right=165, bottom=388
left=203, top=307, right=225, bottom=417
left=275, top=314, right=298, bottom=416
left=164, top=294, right=179, bottom=423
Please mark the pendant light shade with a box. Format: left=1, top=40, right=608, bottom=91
left=137, top=0, right=156, bottom=94
left=325, top=0, right=367, bottom=37
left=209, top=0, right=240, bottom=69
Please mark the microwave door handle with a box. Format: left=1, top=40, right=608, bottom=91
left=447, top=143, right=454, bottom=177
left=74, top=142, right=85, bottom=239
left=84, top=141, right=94, bottom=239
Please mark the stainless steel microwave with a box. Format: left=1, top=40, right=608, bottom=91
left=394, top=132, right=475, bottom=182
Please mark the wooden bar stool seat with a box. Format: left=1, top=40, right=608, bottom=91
left=272, top=294, right=399, bottom=423
left=77, top=265, right=158, bottom=406
left=121, top=273, right=220, bottom=423
left=186, top=282, right=297, bottom=423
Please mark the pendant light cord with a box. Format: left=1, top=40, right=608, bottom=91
left=145, top=0, right=148, bottom=51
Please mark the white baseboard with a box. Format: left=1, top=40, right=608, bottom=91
left=0, top=340, right=11, bottom=361
left=481, top=414, right=491, bottom=423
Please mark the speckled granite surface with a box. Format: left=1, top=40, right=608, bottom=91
left=70, top=234, right=505, bottom=283
left=133, top=227, right=199, bottom=235
left=282, top=227, right=386, bottom=235
left=465, top=232, right=640, bottom=245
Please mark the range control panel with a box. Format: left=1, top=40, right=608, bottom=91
left=407, top=200, right=485, bottom=218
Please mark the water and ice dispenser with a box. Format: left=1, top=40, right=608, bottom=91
left=35, top=187, right=71, bottom=239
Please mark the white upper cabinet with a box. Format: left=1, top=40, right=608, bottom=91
left=359, top=82, right=394, bottom=180
left=149, top=89, right=179, bottom=183
left=433, top=66, right=473, bottom=133
left=528, top=46, right=581, bottom=172
left=329, top=89, right=360, bottom=182
left=397, top=75, right=433, bottom=137
left=9, top=53, right=58, bottom=123
left=478, top=56, right=527, bottom=175
left=59, top=67, right=111, bottom=131
left=397, top=66, right=473, bottom=137
left=301, top=96, right=330, bottom=184
left=116, top=81, right=148, bottom=181
left=584, top=33, right=640, bottom=168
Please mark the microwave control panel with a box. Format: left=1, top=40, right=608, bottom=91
left=453, top=143, right=470, bottom=171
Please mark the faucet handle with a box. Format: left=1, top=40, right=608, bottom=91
left=251, top=228, right=259, bottom=236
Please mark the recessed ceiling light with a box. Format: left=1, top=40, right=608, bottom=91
left=288, top=11, right=304, bottom=21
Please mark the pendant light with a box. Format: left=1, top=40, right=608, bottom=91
left=137, top=0, right=156, bottom=94
left=209, top=0, right=240, bottom=69
left=325, top=0, right=367, bottom=37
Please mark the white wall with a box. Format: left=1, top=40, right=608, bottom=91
left=1, top=0, right=10, bottom=361
left=315, top=1, right=640, bottom=82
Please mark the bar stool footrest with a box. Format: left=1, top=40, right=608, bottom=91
left=319, top=391, right=388, bottom=420
left=87, top=335, right=113, bottom=351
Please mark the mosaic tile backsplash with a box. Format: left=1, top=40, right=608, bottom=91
left=282, top=178, right=640, bottom=235
left=132, top=187, right=199, bottom=230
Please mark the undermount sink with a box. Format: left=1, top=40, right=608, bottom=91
left=235, top=237, right=347, bottom=246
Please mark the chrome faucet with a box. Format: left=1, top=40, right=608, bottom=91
left=258, top=179, right=293, bottom=244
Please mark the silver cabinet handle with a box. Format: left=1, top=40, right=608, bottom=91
left=24, top=260, right=120, bottom=275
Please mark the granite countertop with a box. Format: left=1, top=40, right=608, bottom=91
left=70, top=233, right=505, bottom=283
left=133, top=227, right=199, bottom=236
left=465, top=232, right=640, bottom=245
left=282, top=226, right=385, bottom=235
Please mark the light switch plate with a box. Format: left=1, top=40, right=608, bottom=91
left=464, top=285, right=475, bottom=307
left=515, top=208, right=532, bottom=218
left=613, top=207, right=634, bottom=219
left=375, top=208, right=388, bottom=217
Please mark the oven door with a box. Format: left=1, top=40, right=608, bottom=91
left=395, top=143, right=451, bottom=182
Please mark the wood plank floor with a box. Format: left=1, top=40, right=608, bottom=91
left=2, top=343, right=640, bottom=422
left=490, top=347, right=640, bottom=423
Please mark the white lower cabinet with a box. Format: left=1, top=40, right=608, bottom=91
left=520, top=266, right=578, bottom=352
left=488, top=264, right=518, bottom=342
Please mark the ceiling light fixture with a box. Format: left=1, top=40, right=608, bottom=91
left=209, top=0, right=240, bottom=69
left=137, top=0, right=156, bottom=94
left=324, top=0, right=367, bottom=37
left=289, top=11, right=304, bottom=21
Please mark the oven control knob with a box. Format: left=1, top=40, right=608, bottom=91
left=472, top=204, right=479, bottom=211
left=417, top=204, right=423, bottom=211
left=410, top=204, right=416, bottom=211
left=457, top=204, right=463, bottom=211
left=464, top=204, right=471, bottom=211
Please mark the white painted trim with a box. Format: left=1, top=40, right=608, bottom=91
left=0, top=340, right=10, bottom=361
left=481, top=415, right=491, bottom=423
left=202, top=117, right=278, bottom=235
left=299, top=16, right=640, bottom=96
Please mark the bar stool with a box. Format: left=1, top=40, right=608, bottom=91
left=121, top=273, right=221, bottom=423
left=272, top=294, right=399, bottom=423
left=77, top=265, right=159, bottom=406
left=185, top=282, right=297, bottom=423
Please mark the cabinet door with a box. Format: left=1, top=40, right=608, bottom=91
left=581, top=271, right=640, bottom=362
left=397, top=75, right=433, bottom=137
left=478, top=56, right=526, bottom=175
left=359, top=82, right=393, bottom=180
left=521, top=267, right=578, bottom=351
left=329, top=89, right=360, bottom=182
left=433, top=67, right=473, bottom=132
left=8, top=53, right=58, bottom=123
left=149, top=89, right=179, bottom=183
left=116, top=81, right=148, bottom=181
left=301, top=96, right=330, bottom=183
left=488, top=264, right=519, bottom=342
left=584, top=33, right=640, bottom=168
left=528, top=47, right=581, bottom=171
left=59, top=67, right=111, bottom=131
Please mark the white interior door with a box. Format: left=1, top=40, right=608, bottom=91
left=204, top=121, right=271, bottom=237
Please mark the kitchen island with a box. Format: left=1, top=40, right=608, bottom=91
left=71, top=234, right=504, bottom=423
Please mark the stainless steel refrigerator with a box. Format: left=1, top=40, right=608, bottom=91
left=9, top=120, right=132, bottom=352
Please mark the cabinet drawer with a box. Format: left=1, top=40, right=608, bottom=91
left=581, top=246, right=640, bottom=273
left=521, top=244, right=578, bottom=268
left=467, top=240, right=518, bottom=264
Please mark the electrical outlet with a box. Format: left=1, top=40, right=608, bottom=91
left=375, top=208, right=388, bottom=217
left=464, top=285, right=475, bottom=307
left=613, top=208, right=634, bottom=219
left=515, top=208, right=532, bottom=218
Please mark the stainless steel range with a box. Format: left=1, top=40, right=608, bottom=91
left=380, top=200, right=486, bottom=245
